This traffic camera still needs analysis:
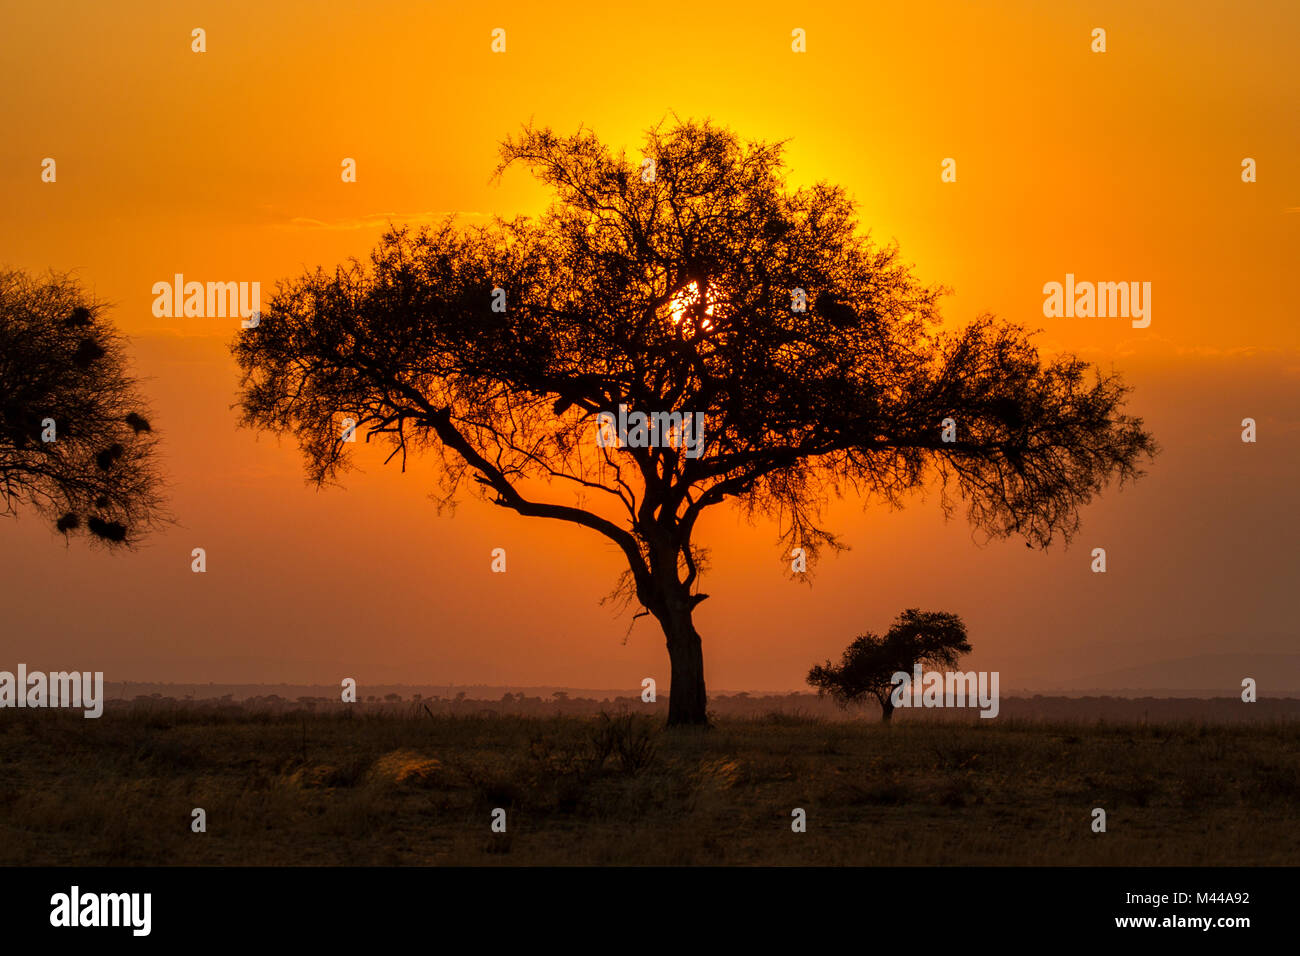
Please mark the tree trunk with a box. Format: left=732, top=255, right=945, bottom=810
left=877, top=694, right=894, bottom=723
left=663, top=606, right=709, bottom=726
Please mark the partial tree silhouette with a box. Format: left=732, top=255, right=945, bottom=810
left=808, top=609, right=971, bottom=721
left=232, top=118, right=1156, bottom=726
left=0, top=270, right=164, bottom=545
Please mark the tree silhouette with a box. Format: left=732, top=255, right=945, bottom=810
left=232, top=118, right=1156, bottom=726
left=808, top=609, right=971, bottom=722
left=0, top=269, right=164, bottom=545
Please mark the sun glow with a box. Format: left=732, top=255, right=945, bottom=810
left=668, top=281, right=715, bottom=332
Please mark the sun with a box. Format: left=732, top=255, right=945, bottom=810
left=668, top=280, right=715, bottom=332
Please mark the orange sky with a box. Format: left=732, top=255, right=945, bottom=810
left=2, top=0, right=1297, bottom=691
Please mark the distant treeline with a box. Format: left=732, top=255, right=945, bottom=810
left=100, top=692, right=1300, bottom=723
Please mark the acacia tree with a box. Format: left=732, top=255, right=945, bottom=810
left=0, top=269, right=164, bottom=545
left=808, top=609, right=971, bottom=722
left=232, top=119, right=1156, bottom=725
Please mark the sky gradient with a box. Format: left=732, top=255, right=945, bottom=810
left=2, top=0, right=1296, bottom=692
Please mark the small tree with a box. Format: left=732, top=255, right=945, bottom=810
left=808, top=609, right=971, bottom=721
left=0, top=270, right=164, bottom=545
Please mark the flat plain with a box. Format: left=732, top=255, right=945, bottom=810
left=2, top=701, right=1297, bottom=865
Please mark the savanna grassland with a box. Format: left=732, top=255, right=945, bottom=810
left=2, top=703, right=1297, bottom=866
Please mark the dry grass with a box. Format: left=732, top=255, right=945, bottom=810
left=1, top=705, right=1296, bottom=865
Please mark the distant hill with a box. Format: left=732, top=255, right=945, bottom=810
left=988, top=633, right=1300, bottom=695
left=1031, top=653, right=1300, bottom=696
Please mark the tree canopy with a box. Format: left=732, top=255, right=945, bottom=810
left=0, top=269, right=164, bottom=545
left=808, top=609, right=972, bottom=721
